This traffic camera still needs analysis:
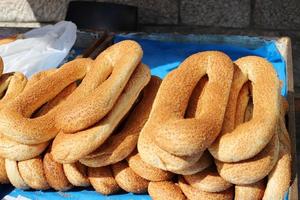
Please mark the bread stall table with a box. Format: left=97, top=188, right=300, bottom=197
left=0, top=32, right=297, bottom=200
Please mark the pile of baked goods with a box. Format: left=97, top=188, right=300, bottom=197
left=0, top=40, right=292, bottom=200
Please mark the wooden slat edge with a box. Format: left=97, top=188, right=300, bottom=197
left=276, top=37, right=298, bottom=199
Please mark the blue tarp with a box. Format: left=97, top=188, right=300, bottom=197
left=1, top=34, right=288, bottom=200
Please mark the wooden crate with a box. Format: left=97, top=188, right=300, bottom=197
left=276, top=37, right=298, bottom=199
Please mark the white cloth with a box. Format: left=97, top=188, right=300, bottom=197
left=0, top=21, right=77, bottom=77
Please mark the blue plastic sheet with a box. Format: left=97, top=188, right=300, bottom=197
left=1, top=34, right=288, bottom=200
left=115, top=34, right=287, bottom=96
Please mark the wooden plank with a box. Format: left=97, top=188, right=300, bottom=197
left=276, top=37, right=299, bottom=199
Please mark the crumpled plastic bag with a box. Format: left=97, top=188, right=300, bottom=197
left=0, top=21, right=77, bottom=77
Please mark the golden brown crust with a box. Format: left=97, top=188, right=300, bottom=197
left=148, top=181, right=186, bottom=200
left=0, top=58, right=92, bottom=145
left=0, top=72, right=27, bottom=109
left=34, top=82, right=77, bottom=117
left=80, top=77, right=161, bottom=167
left=235, top=180, right=265, bottom=200
left=112, top=161, right=149, bottom=193
left=18, top=157, right=50, bottom=190
left=183, top=166, right=232, bottom=193
left=127, top=152, right=173, bottom=181
left=234, top=83, right=250, bottom=126
left=43, top=152, right=72, bottom=191
left=150, top=51, right=234, bottom=156
left=63, top=162, right=90, bottom=187
left=56, top=40, right=143, bottom=133
left=178, top=177, right=234, bottom=200
left=138, top=125, right=202, bottom=173
left=0, top=79, right=76, bottom=161
left=0, top=157, right=9, bottom=184
left=24, top=69, right=56, bottom=91
left=215, top=132, right=279, bottom=185
left=0, top=134, right=48, bottom=161
left=263, top=120, right=291, bottom=200
left=210, top=57, right=280, bottom=162
left=88, top=166, right=120, bottom=195
left=5, top=159, right=29, bottom=189
left=51, top=64, right=151, bottom=163
left=169, top=151, right=212, bottom=175
left=0, top=72, right=47, bottom=161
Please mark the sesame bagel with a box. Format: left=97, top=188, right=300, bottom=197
left=51, top=64, right=151, bottom=163
left=5, top=159, right=29, bottom=189
left=138, top=75, right=212, bottom=174
left=0, top=81, right=76, bottom=161
left=18, top=156, right=50, bottom=190
left=112, top=161, right=149, bottom=193
left=127, top=151, right=173, bottom=182
left=43, top=151, right=72, bottom=191
left=178, top=177, right=234, bottom=200
left=215, top=131, right=279, bottom=185
left=148, top=181, right=186, bottom=200
left=56, top=40, right=143, bottom=133
left=149, top=51, right=234, bottom=156
left=0, top=58, right=92, bottom=144
left=88, top=166, right=120, bottom=195
left=235, top=180, right=265, bottom=200
left=263, top=115, right=291, bottom=200
left=63, top=162, right=90, bottom=187
left=169, top=151, right=213, bottom=175
left=183, top=166, right=232, bottom=193
left=210, top=56, right=281, bottom=162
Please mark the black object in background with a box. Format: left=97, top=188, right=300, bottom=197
left=66, top=1, right=137, bottom=31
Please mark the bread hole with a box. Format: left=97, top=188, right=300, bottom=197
left=185, top=75, right=208, bottom=118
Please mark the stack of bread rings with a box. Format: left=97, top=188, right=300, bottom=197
left=0, top=40, right=292, bottom=200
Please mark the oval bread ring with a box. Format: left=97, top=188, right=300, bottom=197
left=138, top=76, right=209, bottom=173
left=0, top=82, right=76, bottom=161
left=43, top=151, right=72, bottom=191
left=80, top=76, right=161, bottom=167
left=148, top=181, right=186, bottom=200
left=0, top=72, right=47, bottom=161
left=88, top=166, right=120, bottom=195
left=138, top=125, right=202, bottom=173
left=170, top=151, right=213, bottom=175
left=170, top=77, right=213, bottom=175
left=63, top=162, right=90, bottom=187
left=127, top=151, right=173, bottom=181
left=112, top=161, right=149, bottom=193
left=18, top=156, right=50, bottom=190
left=56, top=40, right=143, bottom=133
left=149, top=51, right=234, bottom=156
left=51, top=64, right=151, bottom=163
left=5, top=159, right=29, bottom=189
left=209, top=56, right=281, bottom=162
left=215, top=131, right=279, bottom=185
left=183, top=166, right=232, bottom=193
left=263, top=120, right=291, bottom=200
left=178, top=177, right=234, bottom=200
left=0, top=58, right=92, bottom=144
left=235, top=180, right=265, bottom=200
left=0, top=135, right=48, bottom=161
left=0, top=157, right=9, bottom=183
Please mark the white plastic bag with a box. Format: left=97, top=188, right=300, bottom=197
left=0, top=21, right=77, bottom=77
